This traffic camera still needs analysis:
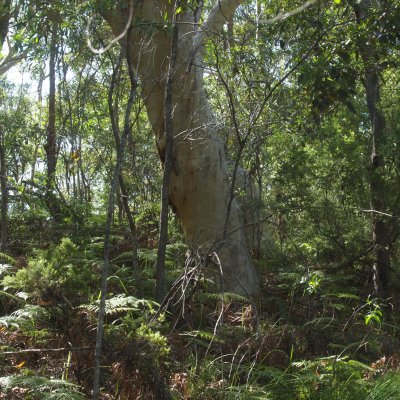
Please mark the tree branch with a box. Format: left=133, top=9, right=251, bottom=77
left=87, top=0, right=134, bottom=55
left=257, top=0, right=318, bottom=25
left=189, top=0, right=244, bottom=70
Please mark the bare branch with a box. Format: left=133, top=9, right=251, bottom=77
left=257, top=0, right=318, bottom=25
left=363, top=209, right=399, bottom=219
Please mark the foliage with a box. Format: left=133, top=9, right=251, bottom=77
left=1, top=239, right=94, bottom=304
left=0, top=304, right=48, bottom=331
left=365, top=373, right=400, bottom=400
left=81, top=293, right=157, bottom=316
left=0, top=253, right=15, bottom=265
left=0, top=375, right=86, bottom=400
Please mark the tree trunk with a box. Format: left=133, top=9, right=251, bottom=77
left=0, top=0, right=11, bottom=50
left=354, top=0, right=391, bottom=299
left=0, top=128, right=8, bottom=252
left=100, top=0, right=259, bottom=297
left=155, top=8, right=179, bottom=302
left=45, top=19, right=62, bottom=221
left=108, top=47, right=141, bottom=293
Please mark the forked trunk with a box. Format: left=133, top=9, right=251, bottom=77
left=101, top=0, right=259, bottom=297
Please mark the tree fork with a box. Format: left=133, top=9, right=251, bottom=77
left=100, top=0, right=259, bottom=297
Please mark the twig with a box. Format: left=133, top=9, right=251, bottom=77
left=1, top=346, right=93, bottom=355
left=362, top=209, right=399, bottom=219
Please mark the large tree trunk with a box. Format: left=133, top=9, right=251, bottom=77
left=354, top=0, right=391, bottom=299
left=100, top=0, right=259, bottom=297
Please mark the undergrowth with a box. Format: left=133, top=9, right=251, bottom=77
left=0, top=238, right=399, bottom=399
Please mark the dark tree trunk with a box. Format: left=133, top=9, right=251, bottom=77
left=93, top=35, right=139, bottom=400
left=0, top=129, right=8, bottom=252
left=354, top=0, right=391, bottom=299
left=0, top=0, right=11, bottom=50
left=45, top=20, right=62, bottom=221
left=108, top=46, right=141, bottom=293
left=155, top=10, right=179, bottom=302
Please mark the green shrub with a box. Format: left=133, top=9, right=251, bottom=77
left=2, top=238, right=93, bottom=304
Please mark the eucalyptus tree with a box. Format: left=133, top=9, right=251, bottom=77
left=93, top=0, right=263, bottom=297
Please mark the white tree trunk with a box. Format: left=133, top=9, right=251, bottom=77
left=101, top=0, right=259, bottom=296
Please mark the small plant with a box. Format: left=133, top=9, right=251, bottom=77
left=299, top=270, right=323, bottom=294
left=364, top=297, right=383, bottom=327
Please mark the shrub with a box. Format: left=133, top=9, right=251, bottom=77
left=2, top=238, right=93, bottom=304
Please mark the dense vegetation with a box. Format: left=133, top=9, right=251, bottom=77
left=0, top=0, right=400, bottom=398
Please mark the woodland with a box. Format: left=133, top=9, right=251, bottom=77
left=0, top=0, right=400, bottom=399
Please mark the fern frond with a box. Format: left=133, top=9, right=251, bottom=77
left=0, top=252, right=16, bottom=265
left=198, top=292, right=251, bottom=303
left=81, top=294, right=157, bottom=316
left=0, top=263, right=15, bottom=277
left=366, top=373, right=400, bottom=400
left=0, top=375, right=86, bottom=399
left=0, top=304, right=48, bottom=330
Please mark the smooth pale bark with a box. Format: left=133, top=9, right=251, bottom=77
left=100, top=0, right=259, bottom=297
